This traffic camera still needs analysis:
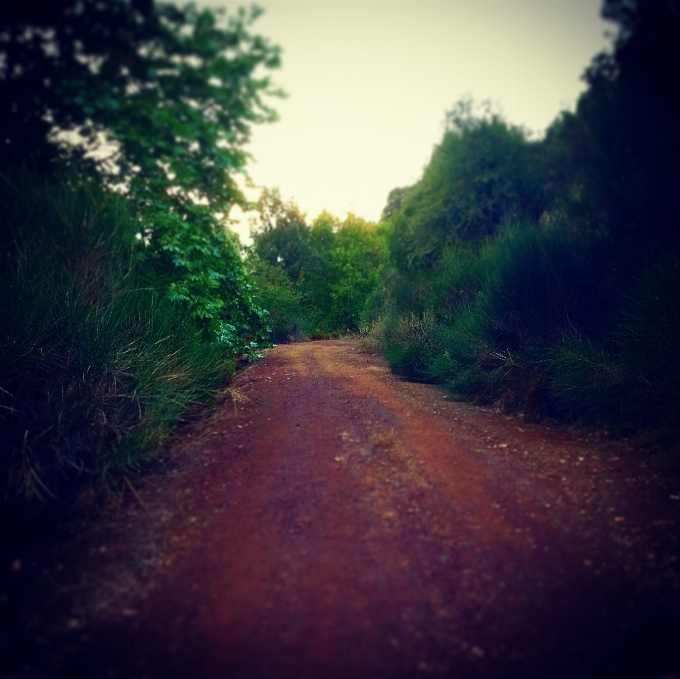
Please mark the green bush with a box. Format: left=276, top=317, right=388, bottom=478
left=375, top=220, right=680, bottom=434
left=0, top=171, right=234, bottom=504
left=248, top=258, right=306, bottom=342
left=382, top=310, right=438, bottom=379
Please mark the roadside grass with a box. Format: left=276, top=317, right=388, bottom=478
left=0, top=170, right=234, bottom=512
left=368, top=224, right=680, bottom=443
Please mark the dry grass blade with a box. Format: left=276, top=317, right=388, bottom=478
left=13, top=435, right=58, bottom=501
left=225, top=386, right=251, bottom=417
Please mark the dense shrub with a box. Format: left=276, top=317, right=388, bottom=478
left=248, top=258, right=306, bottom=342
left=0, top=171, right=235, bottom=504
left=371, top=221, right=680, bottom=433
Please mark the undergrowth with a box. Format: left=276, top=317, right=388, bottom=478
left=368, top=224, right=680, bottom=442
left=0, top=171, right=234, bottom=509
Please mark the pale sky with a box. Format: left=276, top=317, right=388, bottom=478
left=198, top=0, right=613, bottom=240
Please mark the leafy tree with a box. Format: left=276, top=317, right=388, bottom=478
left=0, top=1, right=281, bottom=207
left=0, top=0, right=283, bottom=351
left=324, top=214, right=387, bottom=331
left=250, top=187, right=311, bottom=282
left=383, top=100, right=546, bottom=267
left=249, top=191, right=387, bottom=336
left=309, top=210, right=338, bottom=251
left=380, top=186, right=409, bottom=221
left=296, top=211, right=337, bottom=324
left=247, top=256, right=304, bottom=343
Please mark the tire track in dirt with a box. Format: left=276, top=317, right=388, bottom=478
left=23, top=340, right=680, bottom=679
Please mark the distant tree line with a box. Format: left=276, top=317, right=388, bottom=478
left=247, top=188, right=387, bottom=341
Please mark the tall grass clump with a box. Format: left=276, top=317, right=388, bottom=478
left=376, top=226, right=605, bottom=399
left=530, top=244, right=680, bottom=432
left=381, top=309, right=438, bottom=379
left=438, top=226, right=619, bottom=418
left=618, top=257, right=680, bottom=397
left=0, top=170, right=234, bottom=508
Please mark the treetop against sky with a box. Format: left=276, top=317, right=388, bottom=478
left=211, top=0, right=613, bottom=241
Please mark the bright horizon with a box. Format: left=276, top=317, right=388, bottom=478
left=195, top=0, right=614, bottom=241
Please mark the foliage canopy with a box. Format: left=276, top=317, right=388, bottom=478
left=383, top=101, right=546, bottom=269
left=1, top=0, right=284, bottom=351
left=0, top=0, right=282, bottom=213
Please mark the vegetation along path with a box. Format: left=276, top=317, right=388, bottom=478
left=17, top=340, right=680, bottom=679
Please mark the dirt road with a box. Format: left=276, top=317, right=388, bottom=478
left=11, top=340, right=680, bottom=678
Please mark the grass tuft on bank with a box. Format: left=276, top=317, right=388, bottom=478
left=0, top=171, right=234, bottom=508
left=368, top=224, right=680, bottom=442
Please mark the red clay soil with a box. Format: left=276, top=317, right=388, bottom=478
left=4, top=339, right=680, bottom=679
